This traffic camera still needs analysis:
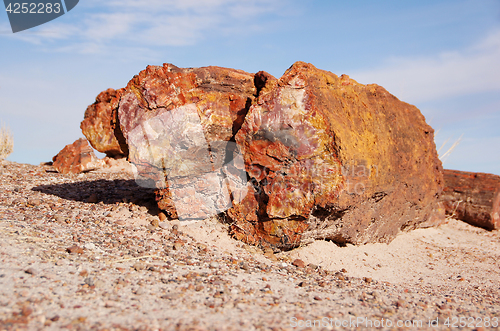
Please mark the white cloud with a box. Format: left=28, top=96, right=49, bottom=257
left=83, top=13, right=137, bottom=42
left=351, top=29, right=500, bottom=103
left=2, top=0, right=283, bottom=52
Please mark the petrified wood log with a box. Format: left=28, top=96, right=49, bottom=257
left=82, top=62, right=444, bottom=250
left=441, top=169, right=500, bottom=230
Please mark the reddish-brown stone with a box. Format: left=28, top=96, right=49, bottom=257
left=66, top=245, right=84, bottom=254
left=230, top=62, right=443, bottom=249
left=441, top=169, right=500, bottom=230
left=117, top=63, right=260, bottom=220
left=52, top=138, right=104, bottom=174
left=81, top=88, right=128, bottom=158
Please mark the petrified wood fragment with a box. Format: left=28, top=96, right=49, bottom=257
left=81, top=88, right=128, bottom=158
left=441, top=169, right=500, bottom=230
left=116, top=64, right=260, bottom=220
left=52, top=138, right=104, bottom=174
left=230, top=62, right=443, bottom=249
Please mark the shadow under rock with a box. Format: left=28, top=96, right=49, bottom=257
left=32, top=179, right=159, bottom=214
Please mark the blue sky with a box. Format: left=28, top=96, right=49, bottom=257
left=1, top=0, right=499, bottom=175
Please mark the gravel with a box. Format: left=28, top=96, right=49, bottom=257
left=0, top=159, right=499, bottom=330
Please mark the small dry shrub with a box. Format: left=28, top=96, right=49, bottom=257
left=0, top=122, right=14, bottom=160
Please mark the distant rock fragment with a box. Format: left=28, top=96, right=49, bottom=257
left=52, top=138, right=104, bottom=174
left=81, top=88, right=128, bottom=158
left=441, top=169, right=500, bottom=230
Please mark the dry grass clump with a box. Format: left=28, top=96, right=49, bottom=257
left=436, top=130, right=463, bottom=164
left=0, top=122, right=14, bottom=160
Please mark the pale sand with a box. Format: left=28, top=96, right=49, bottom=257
left=179, top=216, right=500, bottom=291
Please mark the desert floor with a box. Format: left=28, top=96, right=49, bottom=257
left=1, top=160, right=499, bottom=330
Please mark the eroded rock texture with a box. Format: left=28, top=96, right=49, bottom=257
left=441, top=169, right=500, bottom=230
left=82, top=62, right=443, bottom=250
left=81, top=88, right=128, bottom=158
left=116, top=64, right=259, bottom=220
left=229, top=62, right=443, bottom=249
left=52, top=138, right=104, bottom=174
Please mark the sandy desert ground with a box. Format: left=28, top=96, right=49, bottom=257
left=1, top=159, right=499, bottom=330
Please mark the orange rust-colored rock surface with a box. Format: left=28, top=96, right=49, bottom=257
left=441, top=169, right=500, bottom=230
left=52, top=138, right=104, bottom=174
left=81, top=88, right=128, bottom=158
left=116, top=64, right=260, bottom=220
left=230, top=62, right=443, bottom=249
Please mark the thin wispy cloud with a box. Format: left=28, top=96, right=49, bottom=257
left=352, top=29, right=500, bottom=103
left=3, top=0, right=283, bottom=52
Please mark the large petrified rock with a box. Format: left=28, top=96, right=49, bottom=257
left=441, top=169, right=500, bottom=230
left=81, top=88, right=128, bottom=158
left=229, top=62, right=443, bottom=249
left=52, top=138, right=105, bottom=174
left=82, top=62, right=444, bottom=250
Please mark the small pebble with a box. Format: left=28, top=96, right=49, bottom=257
left=209, top=261, right=220, bottom=269
left=159, top=222, right=171, bottom=230
left=263, top=251, right=278, bottom=262
left=292, top=259, right=306, bottom=268
left=104, top=301, right=115, bottom=308
left=94, top=280, right=105, bottom=288
left=37, top=315, right=46, bottom=324
left=54, top=215, right=66, bottom=223
left=84, top=277, right=95, bottom=287
left=173, top=240, right=184, bottom=250
left=25, top=267, right=37, bottom=275
left=11, top=198, right=25, bottom=205
left=27, top=197, right=41, bottom=206
left=21, top=306, right=33, bottom=317
left=66, top=245, right=84, bottom=254
left=133, top=262, right=146, bottom=271
left=197, top=243, right=208, bottom=250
